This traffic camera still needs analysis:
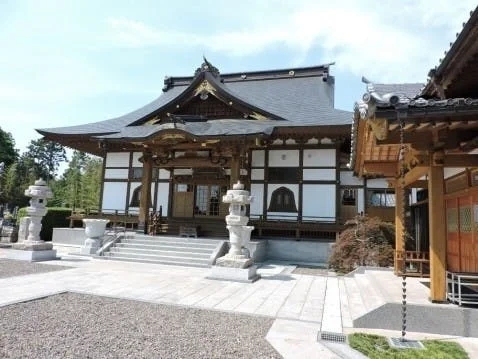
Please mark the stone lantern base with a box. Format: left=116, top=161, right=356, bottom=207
left=208, top=254, right=260, bottom=283
left=8, top=242, right=58, bottom=262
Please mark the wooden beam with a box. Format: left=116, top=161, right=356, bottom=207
left=443, top=154, right=478, bottom=167
left=428, top=165, right=447, bottom=302
left=403, top=166, right=428, bottom=187
left=363, top=162, right=397, bottom=177
left=408, top=180, right=428, bottom=189
left=139, top=153, right=153, bottom=231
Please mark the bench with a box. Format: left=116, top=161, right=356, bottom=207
left=179, top=225, right=199, bottom=238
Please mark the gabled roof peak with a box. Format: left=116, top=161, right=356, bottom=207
left=194, top=57, right=220, bottom=78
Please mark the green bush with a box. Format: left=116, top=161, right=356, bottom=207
left=16, top=207, right=72, bottom=241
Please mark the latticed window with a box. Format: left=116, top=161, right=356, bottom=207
left=367, top=189, right=395, bottom=207
left=268, top=187, right=298, bottom=212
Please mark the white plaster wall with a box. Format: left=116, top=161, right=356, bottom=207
left=302, top=184, right=336, bottom=220
left=156, top=182, right=169, bottom=216
left=303, top=149, right=335, bottom=167
left=267, top=183, right=299, bottom=220
left=104, top=168, right=129, bottom=179
left=102, top=182, right=127, bottom=211
left=357, top=188, right=365, bottom=213
left=251, top=150, right=265, bottom=167
left=268, top=150, right=300, bottom=167
left=340, top=171, right=364, bottom=185
left=251, top=169, right=264, bottom=180
left=130, top=152, right=142, bottom=167
left=303, top=169, right=336, bottom=181
left=366, top=178, right=389, bottom=189
left=105, top=152, right=130, bottom=167
left=444, top=167, right=465, bottom=179
left=159, top=169, right=170, bottom=180
left=250, top=184, right=264, bottom=218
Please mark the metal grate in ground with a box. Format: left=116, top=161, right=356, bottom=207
left=388, top=337, right=424, bottom=349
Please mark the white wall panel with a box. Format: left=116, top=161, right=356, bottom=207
left=340, top=171, right=363, bottom=185
left=102, top=182, right=127, bottom=211
left=251, top=150, right=265, bottom=167
left=156, top=182, right=169, bottom=216
left=268, top=150, right=299, bottom=167
left=105, top=152, right=130, bottom=167
left=104, top=168, right=129, bottom=179
left=357, top=188, right=365, bottom=214
left=251, top=169, right=264, bottom=180
left=159, top=169, right=170, bottom=179
left=303, top=169, right=336, bottom=181
left=302, top=184, right=336, bottom=220
left=250, top=184, right=264, bottom=218
left=174, top=168, right=193, bottom=175
left=132, top=152, right=142, bottom=167
left=366, top=178, right=389, bottom=189
left=303, top=149, right=335, bottom=167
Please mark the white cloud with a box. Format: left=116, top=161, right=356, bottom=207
left=106, top=1, right=477, bottom=82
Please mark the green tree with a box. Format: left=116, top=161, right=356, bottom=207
left=2, top=155, right=37, bottom=209
left=25, top=139, right=66, bottom=180
left=0, top=127, right=18, bottom=167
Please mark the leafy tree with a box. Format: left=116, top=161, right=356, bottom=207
left=24, top=139, right=66, bottom=180
left=51, top=151, right=101, bottom=211
left=1, top=155, right=37, bottom=210
left=0, top=127, right=17, bottom=167
left=329, top=215, right=396, bottom=272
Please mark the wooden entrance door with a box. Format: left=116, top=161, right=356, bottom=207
left=173, top=184, right=194, bottom=217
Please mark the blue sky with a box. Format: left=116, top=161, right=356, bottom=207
left=0, top=0, right=476, bottom=164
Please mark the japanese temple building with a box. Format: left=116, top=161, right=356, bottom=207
left=352, top=7, right=478, bottom=302
left=38, top=59, right=391, bottom=243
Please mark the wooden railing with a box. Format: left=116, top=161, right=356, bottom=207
left=395, top=250, right=430, bottom=277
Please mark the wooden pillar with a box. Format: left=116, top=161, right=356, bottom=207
left=428, top=163, right=447, bottom=302
left=230, top=152, right=240, bottom=188
left=139, top=152, right=153, bottom=232
left=394, top=183, right=404, bottom=274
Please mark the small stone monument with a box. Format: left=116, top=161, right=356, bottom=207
left=208, top=181, right=260, bottom=282
left=9, top=179, right=57, bottom=261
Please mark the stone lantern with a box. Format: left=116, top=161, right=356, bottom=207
left=208, top=181, right=260, bottom=282
left=10, top=179, right=57, bottom=261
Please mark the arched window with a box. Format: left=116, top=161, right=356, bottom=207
left=129, top=185, right=152, bottom=207
left=268, top=186, right=297, bottom=212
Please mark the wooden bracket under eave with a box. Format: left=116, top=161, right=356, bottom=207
left=368, top=117, right=388, bottom=141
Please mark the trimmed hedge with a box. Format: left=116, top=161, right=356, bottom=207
left=16, top=207, right=72, bottom=242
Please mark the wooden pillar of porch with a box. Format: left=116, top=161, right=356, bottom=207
left=394, top=183, right=404, bottom=273
left=139, top=152, right=153, bottom=233
left=230, top=152, right=240, bottom=188
left=428, top=162, right=447, bottom=302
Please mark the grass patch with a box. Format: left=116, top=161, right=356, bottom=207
left=348, top=333, right=468, bottom=359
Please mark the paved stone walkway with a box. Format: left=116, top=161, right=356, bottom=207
left=0, top=251, right=477, bottom=358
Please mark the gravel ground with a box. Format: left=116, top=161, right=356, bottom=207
left=0, top=259, right=72, bottom=279
left=0, top=292, right=281, bottom=359
left=291, top=265, right=330, bottom=276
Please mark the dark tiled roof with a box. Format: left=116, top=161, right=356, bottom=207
left=372, top=83, right=424, bottom=100
left=38, top=63, right=351, bottom=138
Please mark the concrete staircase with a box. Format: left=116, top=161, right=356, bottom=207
left=100, top=234, right=222, bottom=268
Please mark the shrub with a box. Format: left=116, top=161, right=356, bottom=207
left=329, top=215, right=395, bottom=273
left=16, top=207, right=72, bottom=241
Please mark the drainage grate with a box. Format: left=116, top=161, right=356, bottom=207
left=319, top=331, right=347, bottom=342
left=388, top=337, right=424, bottom=349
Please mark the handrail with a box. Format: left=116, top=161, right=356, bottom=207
left=96, top=230, right=124, bottom=256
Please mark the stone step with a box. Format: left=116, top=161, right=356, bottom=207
left=115, top=242, right=214, bottom=253
left=352, top=273, right=386, bottom=312
left=122, top=239, right=218, bottom=248
left=103, top=252, right=210, bottom=266
left=98, top=255, right=210, bottom=268
left=109, top=247, right=211, bottom=259
left=342, top=276, right=368, bottom=320
left=123, top=236, right=219, bottom=246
